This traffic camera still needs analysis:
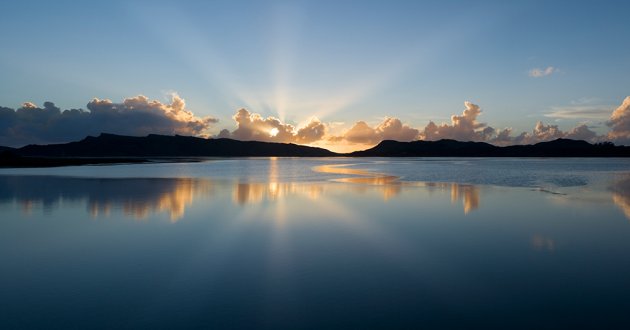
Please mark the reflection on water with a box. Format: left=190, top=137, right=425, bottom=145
left=313, top=163, right=399, bottom=185
left=0, top=176, right=213, bottom=222
left=0, top=175, right=482, bottom=222
left=611, top=175, right=630, bottom=220
left=88, top=179, right=214, bottom=222
left=2, top=159, right=630, bottom=329
left=5, top=160, right=630, bottom=222
left=233, top=182, right=325, bottom=205
left=425, top=182, right=480, bottom=214
left=531, top=234, right=556, bottom=251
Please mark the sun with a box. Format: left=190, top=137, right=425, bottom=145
left=269, top=127, right=279, bottom=137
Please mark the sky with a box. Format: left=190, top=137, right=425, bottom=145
left=1, top=0, right=629, bottom=151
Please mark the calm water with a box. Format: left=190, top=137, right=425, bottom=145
left=1, top=158, right=630, bottom=329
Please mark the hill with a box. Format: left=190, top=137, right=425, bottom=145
left=349, top=139, right=630, bottom=157
left=2, top=135, right=629, bottom=168
left=16, top=133, right=337, bottom=157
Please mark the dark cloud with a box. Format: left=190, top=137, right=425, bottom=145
left=0, top=95, right=217, bottom=147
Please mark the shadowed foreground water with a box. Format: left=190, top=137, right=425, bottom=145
left=1, top=158, right=630, bottom=329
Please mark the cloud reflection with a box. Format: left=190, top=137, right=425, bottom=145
left=0, top=176, right=213, bottom=222
left=531, top=234, right=556, bottom=252
left=313, top=163, right=479, bottom=209
left=424, top=182, right=480, bottom=214
left=610, top=175, right=630, bottom=220
left=0, top=162, right=487, bottom=220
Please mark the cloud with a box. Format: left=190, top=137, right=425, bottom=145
left=3, top=94, right=628, bottom=150
left=502, top=121, right=599, bottom=145
left=221, top=108, right=326, bottom=144
left=420, top=102, right=492, bottom=142
left=414, top=101, right=602, bottom=145
left=530, top=121, right=567, bottom=141
left=529, top=66, right=558, bottom=78
left=0, top=94, right=216, bottom=147
left=607, top=96, right=630, bottom=145
left=296, top=118, right=326, bottom=143
left=343, top=121, right=379, bottom=144
left=341, top=117, right=419, bottom=144
left=21, top=102, right=38, bottom=109
left=218, top=100, right=609, bottom=148
left=221, top=111, right=419, bottom=146
left=564, top=124, right=598, bottom=141
left=544, top=105, right=613, bottom=120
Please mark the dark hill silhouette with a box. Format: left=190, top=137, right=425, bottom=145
left=16, top=133, right=337, bottom=157
left=349, top=139, right=629, bottom=157
left=1, top=134, right=629, bottom=167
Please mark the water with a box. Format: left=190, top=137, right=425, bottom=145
left=1, top=158, right=630, bottom=329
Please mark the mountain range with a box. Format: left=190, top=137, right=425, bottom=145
left=348, top=138, right=629, bottom=157
left=1, top=133, right=629, bottom=167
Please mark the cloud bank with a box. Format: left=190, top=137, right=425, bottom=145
left=0, top=95, right=216, bottom=147
left=324, top=100, right=603, bottom=147
left=2, top=94, right=629, bottom=150
left=217, top=108, right=326, bottom=144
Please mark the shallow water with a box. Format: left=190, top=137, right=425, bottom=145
left=1, top=158, right=630, bottom=329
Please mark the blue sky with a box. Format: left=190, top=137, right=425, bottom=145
left=1, top=0, right=629, bottom=150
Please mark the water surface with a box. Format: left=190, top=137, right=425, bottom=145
left=1, top=158, right=630, bottom=329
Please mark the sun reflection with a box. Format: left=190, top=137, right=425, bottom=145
left=312, top=163, right=401, bottom=200
left=232, top=181, right=326, bottom=206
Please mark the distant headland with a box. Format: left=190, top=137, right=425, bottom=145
left=1, top=133, right=629, bottom=167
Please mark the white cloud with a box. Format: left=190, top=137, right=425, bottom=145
left=544, top=105, right=612, bottom=120
left=529, top=66, right=558, bottom=78
left=607, top=96, right=630, bottom=144
left=420, top=102, right=492, bottom=142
